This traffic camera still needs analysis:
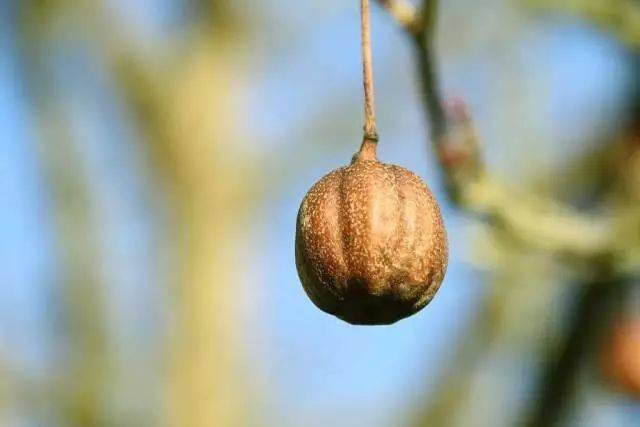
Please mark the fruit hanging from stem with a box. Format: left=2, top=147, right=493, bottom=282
left=294, top=0, right=448, bottom=325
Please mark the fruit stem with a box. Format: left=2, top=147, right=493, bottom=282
left=360, top=0, right=378, bottom=144
left=357, top=0, right=378, bottom=162
left=355, top=137, right=378, bottom=162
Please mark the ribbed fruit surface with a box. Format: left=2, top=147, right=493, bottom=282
left=295, top=158, right=448, bottom=325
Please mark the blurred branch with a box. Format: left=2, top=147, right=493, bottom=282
left=379, top=1, right=640, bottom=426
left=0, top=357, right=9, bottom=417
left=409, top=247, right=575, bottom=427
left=17, top=4, right=111, bottom=424
left=92, top=3, right=261, bottom=426
left=409, top=293, right=497, bottom=427
left=16, top=2, right=260, bottom=427
left=377, top=0, right=635, bottom=265
left=522, top=0, right=640, bottom=48
left=525, top=274, right=620, bottom=427
left=39, top=124, right=111, bottom=427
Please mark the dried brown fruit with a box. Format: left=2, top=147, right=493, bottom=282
left=295, top=142, right=448, bottom=325
left=602, top=317, right=640, bottom=398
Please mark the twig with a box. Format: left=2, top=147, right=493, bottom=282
left=412, top=29, right=447, bottom=148
left=359, top=0, right=379, bottom=160
left=378, top=0, right=449, bottom=167
left=375, top=0, right=633, bottom=263
left=361, top=0, right=378, bottom=140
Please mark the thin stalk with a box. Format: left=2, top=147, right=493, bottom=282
left=358, top=0, right=379, bottom=161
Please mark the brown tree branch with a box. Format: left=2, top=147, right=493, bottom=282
left=376, top=0, right=637, bottom=266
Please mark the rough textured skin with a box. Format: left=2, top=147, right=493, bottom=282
left=295, top=158, right=448, bottom=325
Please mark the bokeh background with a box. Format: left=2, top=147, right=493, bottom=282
left=1, top=0, right=639, bottom=426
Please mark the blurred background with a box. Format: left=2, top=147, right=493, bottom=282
left=1, top=0, right=639, bottom=426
